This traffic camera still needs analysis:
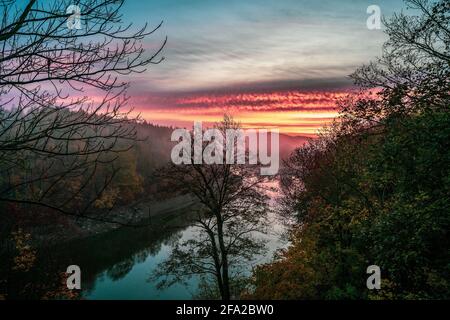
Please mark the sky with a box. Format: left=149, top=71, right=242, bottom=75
left=106, top=0, right=405, bottom=135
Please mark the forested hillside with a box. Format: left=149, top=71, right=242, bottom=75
left=0, top=121, right=175, bottom=240
left=249, top=0, right=449, bottom=300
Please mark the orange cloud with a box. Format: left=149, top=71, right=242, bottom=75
left=131, top=90, right=347, bottom=135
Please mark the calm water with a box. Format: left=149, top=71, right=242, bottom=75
left=84, top=223, right=201, bottom=299
left=33, top=206, right=286, bottom=300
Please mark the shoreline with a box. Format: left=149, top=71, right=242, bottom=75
left=2, top=194, right=198, bottom=251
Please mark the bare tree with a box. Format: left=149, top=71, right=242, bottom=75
left=279, top=0, right=450, bottom=238
left=0, top=0, right=166, bottom=224
left=345, top=0, right=449, bottom=126
left=151, top=116, right=270, bottom=300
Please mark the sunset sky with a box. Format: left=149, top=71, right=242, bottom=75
left=122, top=0, right=404, bottom=135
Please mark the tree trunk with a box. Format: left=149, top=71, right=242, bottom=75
left=205, top=226, right=225, bottom=299
left=216, top=214, right=230, bottom=300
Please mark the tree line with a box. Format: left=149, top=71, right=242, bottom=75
left=248, top=0, right=449, bottom=300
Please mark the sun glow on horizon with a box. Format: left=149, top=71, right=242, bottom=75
left=130, top=90, right=344, bottom=135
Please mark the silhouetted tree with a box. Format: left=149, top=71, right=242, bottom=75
left=251, top=0, right=450, bottom=300
left=152, top=116, right=270, bottom=300
left=0, top=0, right=166, bottom=223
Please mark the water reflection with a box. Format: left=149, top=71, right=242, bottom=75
left=2, top=205, right=286, bottom=299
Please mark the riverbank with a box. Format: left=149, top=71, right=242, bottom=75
left=72, top=194, right=198, bottom=240
left=2, top=195, right=198, bottom=250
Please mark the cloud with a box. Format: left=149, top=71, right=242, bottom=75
left=129, top=85, right=350, bottom=135
left=117, top=0, right=404, bottom=134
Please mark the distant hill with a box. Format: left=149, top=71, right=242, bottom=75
left=279, top=134, right=310, bottom=160
left=134, top=123, right=312, bottom=172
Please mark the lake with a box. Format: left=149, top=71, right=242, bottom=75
left=86, top=212, right=285, bottom=299
left=25, top=203, right=287, bottom=300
